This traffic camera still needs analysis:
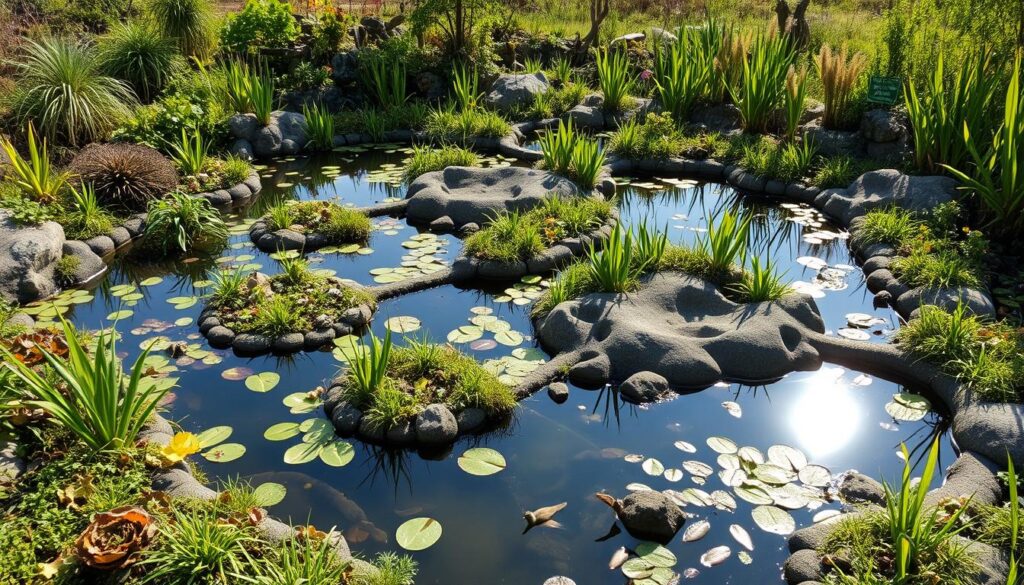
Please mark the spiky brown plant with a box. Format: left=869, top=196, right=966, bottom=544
left=815, top=44, right=868, bottom=130
left=713, top=29, right=753, bottom=102
left=68, top=143, right=178, bottom=211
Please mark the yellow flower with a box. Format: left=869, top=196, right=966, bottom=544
left=161, top=432, right=201, bottom=463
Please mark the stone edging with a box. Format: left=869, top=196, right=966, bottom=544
left=193, top=170, right=263, bottom=207
left=246, top=200, right=403, bottom=253
left=197, top=282, right=374, bottom=355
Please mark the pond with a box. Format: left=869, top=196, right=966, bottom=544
left=44, top=145, right=953, bottom=584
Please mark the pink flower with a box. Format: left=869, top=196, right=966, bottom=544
left=640, top=69, right=653, bottom=81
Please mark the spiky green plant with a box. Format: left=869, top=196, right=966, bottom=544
left=0, top=317, right=170, bottom=451
left=652, top=29, right=709, bottom=122
left=594, top=47, right=635, bottom=113
left=451, top=63, right=482, bottom=111
left=208, top=266, right=248, bottom=309
left=249, top=71, right=276, bottom=125
left=147, top=0, right=215, bottom=58
left=303, top=103, right=336, bottom=151
left=522, top=56, right=543, bottom=74
left=538, top=118, right=578, bottom=174
left=552, top=56, right=573, bottom=84
left=140, top=508, right=254, bottom=583
left=569, top=138, right=605, bottom=189
left=98, top=21, right=178, bottom=103
left=732, top=257, right=790, bottom=301
left=241, top=530, right=349, bottom=584
left=5, top=37, right=136, bottom=146
left=223, top=60, right=254, bottom=113
left=62, top=183, right=114, bottom=240
left=0, top=124, right=68, bottom=203
left=726, top=32, right=795, bottom=134
left=276, top=253, right=310, bottom=286
left=701, top=210, right=750, bottom=272
left=588, top=223, right=635, bottom=293
left=169, top=128, right=209, bottom=175
left=784, top=65, right=808, bottom=141
left=361, top=53, right=406, bottom=109
left=144, top=191, right=227, bottom=255
left=346, top=329, right=393, bottom=402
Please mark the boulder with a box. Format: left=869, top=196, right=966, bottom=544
left=228, top=113, right=260, bottom=141
left=838, top=472, right=885, bottom=505
left=455, top=408, right=486, bottom=433
left=804, top=120, right=863, bottom=157
left=861, top=109, right=905, bottom=143
left=61, top=240, right=105, bottom=283
left=485, top=72, right=550, bottom=110
left=617, top=491, right=685, bottom=543
left=0, top=211, right=65, bottom=303
left=331, top=403, right=364, bottom=436
left=546, top=382, right=569, bottom=404
left=415, top=404, right=458, bottom=444
left=896, top=286, right=996, bottom=319
left=814, top=169, right=957, bottom=225
left=619, top=371, right=671, bottom=403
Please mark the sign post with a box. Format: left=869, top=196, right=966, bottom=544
left=867, top=75, right=902, bottom=106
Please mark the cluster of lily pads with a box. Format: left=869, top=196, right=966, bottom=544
left=369, top=233, right=450, bottom=284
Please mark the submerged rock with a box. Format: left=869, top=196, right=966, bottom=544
left=619, top=371, right=671, bottom=403
left=600, top=491, right=686, bottom=543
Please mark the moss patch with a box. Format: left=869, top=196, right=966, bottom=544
left=266, top=200, right=372, bottom=244
left=402, top=145, right=479, bottom=183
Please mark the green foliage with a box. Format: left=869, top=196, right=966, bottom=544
left=896, top=304, right=1022, bottom=403
left=309, top=12, right=346, bottom=62
left=858, top=208, right=921, bottom=246
left=361, top=52, right=407, bottom=109
left=905, top=50, right=999, bottom=175
left=815, top=45, right=867, bottom=130
left=220, top=0, right=299, bottom=53
left=222, top=155, right=252, bottom=185
left=533, top=260, right=595, bottom=317
left=54, top=254, right=81, bottom=283
left=354, top=552, right=418, bottom=585
left=891, top=248, right=982, bottom=288
left=143, top=190, right=227, bottom=255
left=249, top=71, right=277, bottom=126
left=141, top=508, right=256, bottom=583
left=424, top=106, right=510, bottom=141
left=345, top=329, right=393, bottom=406
left=113, top=86, right=227, bottom=152
left=243, top=530, right=349, bottom=584
left=402, top=145, right=479, bottom=183
left=812, top=155, right=858, bottom=188
left=594, top=46, right=635, bottom=113
left=303, top=102, right=336, bottom=151
left=148, top=0, right=215, bottom=57
left=701, top=210, right=750, bottom=273
left=60, top=183, right=116, bottom=240
left=527, top=82, right=586, bottom=119
left=0, top=185, right=57, bottom=226
left=551, top=56, right=573, bottom=84
left=731, top=256, right=789, bottom=302
left=0, top=318, right=169, bottom=451
left=98, top=21, right=179, bottom=103
left=0, top=124, right=68, bottom=203
left=725, top=32, right=795, bottom=134
left=538, top=118, right=604, bottom=188
left=252, top=295, right=302, bottom=336
left=587, top=222, right=666, bottom=294
left=169, top=128, right=210, bottom=175
left=4, top=37, right=135, bottom=146
left=570, top=138, right=605, bottom=189
left=208, top=266, right=249, bottom=310
left=651, top=28, right=710, bottom=122
left=276, top=253, right=310, bottom=287
left=739, top=137, right=817, bottom=183
left=224, top=60, right=255, bottom=114
left=783, top=65, right=808, bottom=142
left=607, top=113, right=688, bottom=160
left=943, top=55, right=1024, bottom=239
left=266, top=200, right=371, bottom=243
left=451, top=63, right=483, bottom=111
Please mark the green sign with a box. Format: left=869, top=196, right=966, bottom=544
left=867, top=75, right=902, bottom=105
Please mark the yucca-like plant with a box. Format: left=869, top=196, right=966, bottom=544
left=633, top=221, right=668, bottom=273
left=943, top=54, right=1024, bottom=238
left=249, top=71, right=276, bottom=125
left=0, top=317, right=170, bottom=451
left=552, top=56, right=573, bottom=84
left=223, top=60, right=254, bottom=114
left=652, top=30, right=709, bottom=122
left=346, top=329, right=393, bottom=402
left=0, top=124, right=68, bottom=203
left=451, top=63, right=482, bottom=111
left=148, top=0, right=215, bottom=58
left=784, top=65, right=808, bottom=141
left=169, top=128, right=209, bottom=175
left=594, top=47, right=635, bottom=113
left=98, top=21, right=178, bottom=103
left=815, top=45, right=867, bottom=130
left=726, top=32, right=795, bottom=134
left=5, top=37, right=136, bottom=146
left=905, top=50, right=999, bottom=174
left=701, top=210, right=750, bottom=272
left=733, top=257, right=790, bottom=301
left=303, top=103, right=335, bottom=151
left=569, top=139, right=605, bottom=189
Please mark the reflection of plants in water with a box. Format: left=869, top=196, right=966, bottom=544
left=898, top=407, right=951, bottom=471
left=358, top=444, right=414, bottom=496
left=593, top=384, right=637, bottom=428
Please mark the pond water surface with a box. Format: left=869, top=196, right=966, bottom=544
left=40, top=145, right=953, bottom=584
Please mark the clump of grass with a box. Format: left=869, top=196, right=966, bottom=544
left=587, top=222, right=667, bottom=294
left=251, top=295, right=304, bottom=336
left=725, top=32, right=795, bottom=134
left=140, top=508, right=256, bottom=583
left=222, top=155, right=252, bottom=185
left=402, top=144, right=479, bottom=183
left=245, top=529, right=350, bottom=585
left=731, top=257, right=790, bottom=302
left=143, top=191, right=227, bottom=255
left=527, top=82, right=587, bottom=119
left=265, top=200, right=371, bottom=243
left=815, top=44, right=867, bottom=130
left=607, top=113, right=691, bottom=160
left=303, top=102, right=336, bottom=151
left=783, top=65, right=808, bottom=141
left=424, top=106, right=511, bottom=141
left=538, top=119, right=605, bottom=188
left=896, top=304, right=1022, bottom=403
left=356, top=552, right=418, bottom=585
left=812, top=155, right=858, bottom=188
left=594, top=46, right=635, bottom=113
left=701, top=210, right=750, bottom=273
left=59, top=183, right=116, bottom=240
left=54, top=254, right=81, bottom=284
left=464, top=196, right=611, bottom=263
left=451, top=63, right=482, bottom=111
left=891, top=248, right=983, bottom=288
left=737, top=136, right=816, bottom=183
left=858, top=208, right=921, bottom=246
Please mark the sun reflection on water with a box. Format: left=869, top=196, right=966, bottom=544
left=790, top=367, right=864, bottom=458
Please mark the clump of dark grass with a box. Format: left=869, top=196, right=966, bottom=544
left=401, top=144, right=479, bottom=183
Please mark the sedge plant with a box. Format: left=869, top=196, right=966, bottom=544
left=302, top=102, right=336, bottom=151
left=815, top=45, right=867, bottom=130
left=538, top=118, right=578, bottom=174
left=169, top=128, right=209, bottom=176
left=361, top=53, right=406, bottom=109
left=587, top=223, right=635, bottom=293
left=451, top=63, right=482, bottom=111
left=783, top=65, right=808, bottom=142
left=0, top=124, right=68, bottom=203
left=569, top=138, right=605, bottom=189
left=223, top=59, right=253, bottom=113
left=652, top=29, right=709, bottom=123
left=732, top=256, right=790, bottom=302
left=594, top=47, right=635, bottom=113
left=726, top=32, right=795, bottom=134
left=0, top=316, right=170, bottom=451
left=701, top=210, right=751, bottom=272
left=248, top=69, right=276, bottom=126
left=345, top=329, right=393, bottom=404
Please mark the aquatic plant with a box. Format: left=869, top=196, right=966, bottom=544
left=858, top=208, right=921, bottom=246
left=726, top=32, right=795, bottom=134
left=98, top=22, right=178, bottom=103
left=943, top=55, right=1024, bottom=238
left=732, top=257, right=790, bottom=302
left=651, top=29, right=709, bottom=122
left=143, top=190, right=227, bottom=255
left=243, top=529, right=349, bottom=584
left=361, top=551, right=418, bottom=585
left=345, top=329, right=394, bottom=405
left=169, top=128, right=209, bottom=176
left=303, top=103, right=336, bottom=151
left=276, top=253, right=310, bottom=286
left=451, top=63, right=482, bottom=111
left=61, top=183, right=115, bottom=240
left=361, top=53, right=406, bottom=109
left=223, top=60, right=254, bottom=114
left=68, top=142, right=178, bottom=211
left=594, top=46, right=635, bottom=113
left=360, top=108, right=387, bottom=142
left=538, top=118, right=578, bottom=174
left=701, top=210, right=750, bottom=273
left=812, top=155, right=859, bottom=188
left=814, top=45, right=867, bottom=130
left=0, top=318, right=170, bottom=452
left=4, top=37, right=136, bottom=146
left=423, top=106, right=510, bottom=141
left=140, top=508, right=255, bottom=583
left=402, top=144, right=479, bottom=183
left=891, top=248, right=983, bottom=288
left=208, top=266, right=249, bottom=309
left=606, top=113, right=689, bottom=160
left=252, top=295, right=301, bottom=336
left=249, top=71, right=276, bottom=125
left=522, top=56, right=543, bottom=74
left=783, top=65, right=808, bottom=141
left=0, top=124, right=67, bottom=203
left=569, top=138, right=605, bottom=189
left=588, top=223, right=636, bottom=293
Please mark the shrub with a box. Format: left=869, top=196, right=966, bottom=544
left=594, top=47, right=635, bottom=113
left=4, top=37, right=136, bottom=146
left=815, top=45, right=867, bottom=130
left=143, top=191, right=227, bottom=255
left=725, top=32, right=795, bottom=134
left=112, top=89, right=227, bottom=152
left=207, top=266, right=248, bottom=310
left=309, top=12, right=346, bottom=62
left=220, top=0, right=297, bottom=54
left=98, top=21, right=179, bottom=103
left=149, top=0, right=215, bottom=57
left=358, top=552, right=418, bottom=585
left=0, top=124, right=68, bottom=203
left=402, top=144, right=479, bottom=183
left=68, top=143, right=178, bottom=211
left=0, top=317, right=170, bottom=451
left=303, top=103, right=335, bottom=151
left=60, top=184, right=116, bottom=240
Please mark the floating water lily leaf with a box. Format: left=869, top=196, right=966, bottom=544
left=711, top=490, right=737, bottom=511
left=197, top=426, right=232, bottom=449
left=202, top=443, right=246, bottom=463
left=107, top=310, right=134, bottom=320
left=221, top=367, right=253, bottom=381
left=302, top=419, right=334, bottom=444
left=682, top=461, right=713, bottom=478
left=245, top=372, right=280, bottom=393
left=707, top=436, right=737, bottom=454
left=798, top=464, right=832, bottom=487
left=663, top=468, right=683, bottom=482
left=737, top=446, right=764, bottom=465
left=636, top=542, right=676, bottom=567
left=734, top=484, right=773, bottom=505
left=621, top=558, right=654, bottom=579
left=626, top=482, right=652, bottom=492
left=252, top=482, right=287, bottom=506
left=642, top=458, right=665, bottom=476
left=674, top=441, right=696, bottom=453
left=284, top=442, right=322, bottom=464
left=893, top=392, right=931, bottom=410
left=738, top=551, right=753, bottom=565
left=729, top=524, right=754, bottom=551
left=447, top=326, right=483, bottom=343
left=494, top=330, right=524, bottom=346
left=767, top=445, right=807, bottom=471
left=385, top=316, right=421, bottom=333
left=753, top=463, right=796, bottom=485
left=885, top=399, right=928, bottom=421
left=174, top=317, right=193, bottom=326
left=837, top=327, right=871, bottom=341
left=457, top=448, right=507, bottom=476
left=396, top=517, right=442, bottom=551
left=140, top=277, right=163, bottom=286
left=264, top=422, right=301, bottom=441
left=722, top=401, right=742, bottom=418
left=752, top=505, right=795, bottom=535
left=682, top=520, right=710, bottom=542
left=813, top=509, right=841, bottom=523
left=700, top=546, right=731, bottom=567
left=319, top=441, right=355, bottom=467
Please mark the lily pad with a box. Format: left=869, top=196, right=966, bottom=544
left=730, top=524, right=754, bottom=551
left=319, top=441, right=355, bottom=467
left=202, top=443, right=246, bottom=463
left=107, top=310, right=134, bottom=320
left=264, top=422, right=302, bottom=441
left=642, top=458, right=665, bottom=476
left=196, top=426, right=232, bottom=449
left=396, top=517, right=442, bottom=551
left=751, top=505, right=795, bottom=535
left=221, top=367, right=254, bottom=381
left=385, top=316, right=422, bottom=334
left=284, top=442, right=323, bottom=464
left=457, top=448, right=507, bottom=476
left=253, top=482, right=287, bottom=506
left=636, top=542, right=676, bottom=567
left=700, top=546, right=731, bottom=567
left=707, top=436, right=737, bottom=454
left=245, top=372, right=281, bottom=393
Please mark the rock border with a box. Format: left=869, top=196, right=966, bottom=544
left=193, top=170, right=263, bottom=207
left=247, top=200, right=399, bottom=253
left=197, top=278, right=375, bottom=355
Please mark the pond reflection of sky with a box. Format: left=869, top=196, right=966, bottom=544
left=43, top=147, right=953, bottom=584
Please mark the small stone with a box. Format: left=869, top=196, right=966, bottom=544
left=206, top=325, right=235, bottom=346
left=619, top=371, right=670, bottom=403
left=271, top=332, right=304, bottom=353
left=232, top=333, right=271, bottom=353
left=455, top=407, right=486, bottom=433
left=546, top=382, right=569, bottom=404
left=415, top=404, right=458, bottom=444
left=331, top=403, right=363, bottom=436
left=543, top=578, right=577, bottom=585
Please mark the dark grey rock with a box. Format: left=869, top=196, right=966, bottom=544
left=271, top=332, right=304, bottom=353
left=617, top=490, right=686, bottom=543
left=546, top=382, right=569, bottom=403
left=815, top=170, right=956, bottom=225
left=227, top=183, right=251, bottom=200
left=229, top=139, right=254, bottom=161
left=568, top=354, right=612, bottom=388
left=619, top=371, right=671, bottom=403
left=730, top=169, right=767, bottom=192
left=896, top=286, right=996, bottom=319
left=331, top=404, right=363, bottom=436
left=121, top=216, right=145, bottom=236
left=358, top=417, right=386, bottom=442
left=838, top=472, right=885, bottom=505
left=478, top=259, right=527, bottom=280
left=151, top=468, right=217, bottom=500
left=84, top=235, right=115, bottom=256
left=689, top=103, right=742, bottom=134
left=873, top=290, right=893, bottom=308
left=228, top=113, right=260, bottom=140
left=485, top=72, right=550, bottom=110
left=339, top=304, right=372, bottom=327
left=0, top=211, right=65, bottom=303
left=108, top=226, right=132, bottom=247
left=304, top=329, right=335, bottom=349
left=784, top=549, right=823, bottom=583
left=206, top=325, right=235, bottom=346
left=861, top=109, right=905, bottom=143
left=866, top=268, right=898, bottom=293
left=254, top=124, right=283, bottom=159
left=804, top=120, right=863, bottom=157
left=765, top=180, right=786, bottom=196
left=322, top=386, right=344, bottom=415
left=415, top=403, right=458, bottom=444
left=788, top=512, right=855, bottom=552
left=61, top=240, right=105, bottom=283
left=861, top=255, right=891, bottom=274
left=429, top=215, right=455, bottom=231
left=203, top=190, right=232, bottom=206
left=455, top=407, right=486, bottom=433
left=385, top=420, right=416, bottom=445
left=565, top=104, right=605, bottom=128
left=233, top=333, right=272, bottom=353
